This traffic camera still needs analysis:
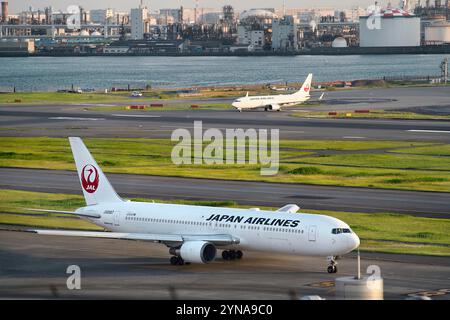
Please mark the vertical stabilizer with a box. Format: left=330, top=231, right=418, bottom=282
left=69, top=137, right=123, bottom=205
left=292, top=73, right=313, bottom=97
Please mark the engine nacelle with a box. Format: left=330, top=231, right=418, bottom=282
left=268, top=104, right=281, bottom=111
left=178, top=241, right=217, bottom=264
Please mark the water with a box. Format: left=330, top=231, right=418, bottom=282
left=0, top=54, right=449, bottom=92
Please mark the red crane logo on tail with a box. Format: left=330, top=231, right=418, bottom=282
left=81, top=164, right=99, bottom=193
left=304, top=86, right=310, bottom=93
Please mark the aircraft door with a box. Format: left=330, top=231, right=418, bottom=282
left=308, top=225, right=317, bottom=242
left=114, top=211, right=121, bottom=226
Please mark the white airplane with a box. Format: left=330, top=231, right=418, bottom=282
left=29, top=137, right=359, bottom=273
left=232, top=73, right=314, bottom=112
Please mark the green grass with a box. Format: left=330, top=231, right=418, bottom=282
left=85, top=102, right=232, bottom=112
left=278, top=140, right=428, bottom=151
left=0, top=87, right=270, bottom=105
left=1, top=137, right=449, bottom=192
left=392, top=145, right=450, bottom=157
left=0, top=92, right=148, bottom=105
left=290, top=110, right=450, bottom=120
left=292, top=153, right=450, bottom=171
left=0, top=189, right=449, bottom=256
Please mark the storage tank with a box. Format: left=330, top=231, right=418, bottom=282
left=425, top=21, right=450, bottom=44
left=332, top=37, right=348, bottom=48
left=359, top=8, right=421, bottom=47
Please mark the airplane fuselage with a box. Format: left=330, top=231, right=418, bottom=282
left=78, top=201, right=359, bottom=257
left=232, top=93, right=310, bottom=111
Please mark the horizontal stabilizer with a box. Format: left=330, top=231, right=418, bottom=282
left=25, top=208, right=101, bottom=219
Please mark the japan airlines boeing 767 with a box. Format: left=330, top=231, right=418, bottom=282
left=232, top=73, right=314, bottom=112
left=30, top=137, right=359, bottom=273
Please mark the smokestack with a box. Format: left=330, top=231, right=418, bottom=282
left=1, top=2, right=8, bottom=23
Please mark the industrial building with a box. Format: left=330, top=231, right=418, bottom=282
left=0, top=39, right=34, bottom=56
left=237, top=28, right=265, bottom=47
left=237, top=9, right=277, bottom=50
left=107, top=39, right=186, bottom=54
left=271, top=16, right=299, bottom=51
left=359, top=7, right=421, bottom=47
left=1, top=1, right=7, bottom=23
left=130, top=6, right=148, bottom=40
left=90, top=9, right=114, bottom=24
left=0, top=2, right=449, bottom=56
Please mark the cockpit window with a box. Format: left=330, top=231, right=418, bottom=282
left=332, top=228, right=351, bottom=234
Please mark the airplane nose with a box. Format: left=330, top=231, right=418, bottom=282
left=350, top=233, right=360, bottom=251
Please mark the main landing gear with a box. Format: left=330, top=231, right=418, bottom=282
left=222, top=250, right=243, bottom=261
left=327, top=256, right=338, bottom=274
left=170, top=256, right=192, bottom=266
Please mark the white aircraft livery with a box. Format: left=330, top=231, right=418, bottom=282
left=232, top=73, right=313, bottom=112
left=30, top=137, right=360, bottom=273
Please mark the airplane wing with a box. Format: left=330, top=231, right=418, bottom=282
left=277, top=204, right=300, bottom=213
left=30, top=229, right=239, bottom=246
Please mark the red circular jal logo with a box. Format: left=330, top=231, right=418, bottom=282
left=304, top=86, right=310, bottom=93
left=81, top=165, right=99, bottom=193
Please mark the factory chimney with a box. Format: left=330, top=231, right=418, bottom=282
left=1, top=1, right=8, bottom=23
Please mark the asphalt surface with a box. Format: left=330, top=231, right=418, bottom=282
left=1, top=86, right=450, bottom=300
left=0, top=230, right=449, bottom=299
left=1, top=167, right=449, bottom=218
left=0, top=86, right=450, bottom=142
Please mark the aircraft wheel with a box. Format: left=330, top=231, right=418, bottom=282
left=236, top=250, right=243, bottom=259
left=170, top=256, right=178, bottom=265
left=222, top=250, right=230, bottom=260
left=229, top=250, right=236, bottom=260
left=327, top=265, right=334, bottom=274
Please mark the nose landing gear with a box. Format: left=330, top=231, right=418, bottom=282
left=327, top=256, right=338, bottom=273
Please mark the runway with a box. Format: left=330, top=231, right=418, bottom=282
left=1, top=86, right=449, bottom=300
left=0, top=86, right=450, bottom=142
left=0, top=230, right=449, bottom=299
left=1, top=167, right=449, bottom=218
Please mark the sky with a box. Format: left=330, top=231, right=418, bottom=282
left=9, top=1, right=392, bottom=14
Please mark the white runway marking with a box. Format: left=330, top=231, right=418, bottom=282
left=111, top=114, right=162, bottom=118
left=407, top=130, right=450, bottom=134
left=49, top=117, right=104, bottom=121
left=343, top=136, right=366, bottom=139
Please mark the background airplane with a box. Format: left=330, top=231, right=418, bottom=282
left=232, top=73, right=315, bottom=112
left=29, top=137, right=360, bottom=273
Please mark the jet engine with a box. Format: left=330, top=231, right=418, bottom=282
left=171, top=241, right=217, bottom=263
left=268, top=104, right=281, bottom=111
